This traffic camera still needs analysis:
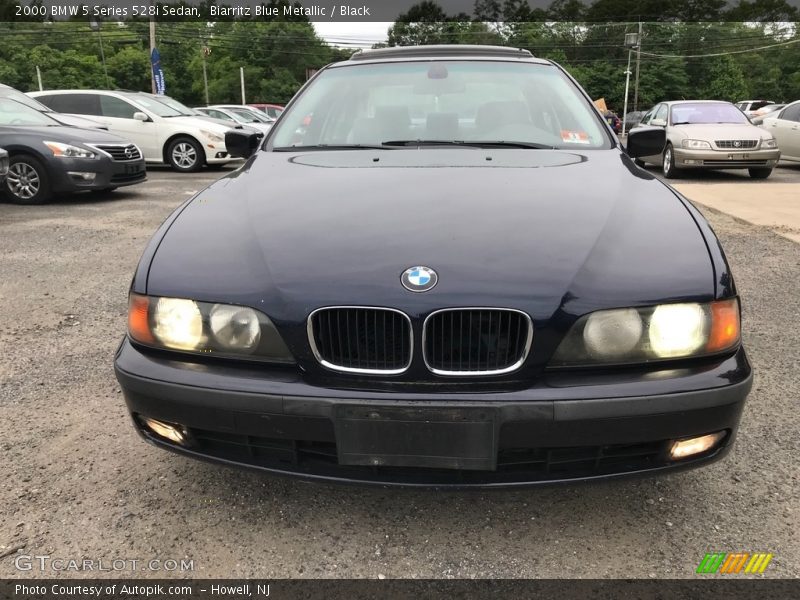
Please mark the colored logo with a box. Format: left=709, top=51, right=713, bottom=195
left=697, top=552, right=773, bottom=574
left=401, top=266, right=438, bottom=292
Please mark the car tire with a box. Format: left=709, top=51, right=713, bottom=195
left=3, top=154, right=52, bottom=205
left=662, top=144, right=680, bottom=179
left=633, top=158, right=646, bottom=168
left=166, top=137, right=203, bottom=172
left=748, top=167, right=772, bottom=179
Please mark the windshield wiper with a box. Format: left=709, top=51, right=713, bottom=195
left=272, top=143, right=395, bottom=151
left=381, top=140, right=555, bottom=149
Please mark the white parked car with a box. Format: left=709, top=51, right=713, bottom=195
left=761, top=100, right=800, bottom=164
left=210, top=104, right=276, bottom=123
left=195, top=106, right=273, bottom=134
left=29, top=90, right=237, bottom=172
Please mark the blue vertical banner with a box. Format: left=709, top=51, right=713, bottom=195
left=151, top=47, right=166, bottom=95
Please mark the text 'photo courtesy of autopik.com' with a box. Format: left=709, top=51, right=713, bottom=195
left=1, top=0, right=799, bottom=598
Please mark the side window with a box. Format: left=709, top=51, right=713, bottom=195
left=39, top=93, right=101, bottom=115
left=210, top=110, right=231, bottom=121
left=640, top=108, right=654, bottom=125
left=100, top=95, right=138, bottom=119
left=780, top=104, right=800, bottom=122
left=654, top=104, right=668, bottom=123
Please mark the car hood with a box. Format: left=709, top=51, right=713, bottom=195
left=166, top=115, right=231, bottom=133
left=0, top=125, right=133, bottom=144
left=46, top=112, right=107, bottom=130
left=146, top=149, right=714, bottom=328
left=671, top=122, right=770, bottom=140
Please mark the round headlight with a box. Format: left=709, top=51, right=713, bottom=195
left=152, top=298, right=203, bottom=350
left=209, top=304, right=261, bottom=351
left=649, top=303, right=706, bottom=357
left=583, top=308, right=643, bottom=358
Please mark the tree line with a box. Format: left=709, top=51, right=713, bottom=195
left=0, top=0, right=798, bottom=113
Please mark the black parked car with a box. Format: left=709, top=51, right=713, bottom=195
left=0, top=98, right=145, bottom=204
left=115, top=45, right=750, bottom=488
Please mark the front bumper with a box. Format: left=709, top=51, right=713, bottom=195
left=50, top=155, right=146, bottom=193
left=114, top=338, right=752, bottom=488
left=673, top=147, right=780, bottom=169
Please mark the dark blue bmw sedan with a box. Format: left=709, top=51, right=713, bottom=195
left=114, top=46, right=751, bottom=488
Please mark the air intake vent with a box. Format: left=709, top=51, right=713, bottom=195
left=424, top=309, right=532, bottom=375
left=715, top=140, right=758, bottom=149
left=92, top=143, right=142, bottom=161
left=309, top=307, right=412, bottom=374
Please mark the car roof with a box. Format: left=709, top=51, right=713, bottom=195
left=662, top=100, right=735, bottom=106
left=337, top=45, right=550, bottom=68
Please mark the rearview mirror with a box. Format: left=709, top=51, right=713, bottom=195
left=649, top=118, right=666, bottom=127
left=225, top=129, right=263, bottom=159
left=626, top=126, right=666, bottom=158
left=133, top=112, right=149, bottom=122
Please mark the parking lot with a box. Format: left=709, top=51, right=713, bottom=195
left=1, top=164, right=798, bottom=579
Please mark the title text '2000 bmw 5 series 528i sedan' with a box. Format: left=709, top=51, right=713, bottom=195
left=114, top=45, right=751, bottom=488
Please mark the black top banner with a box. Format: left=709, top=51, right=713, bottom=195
left=4, top=0, right=800, bottom=22
left=3, top=579, right=800, bottom=600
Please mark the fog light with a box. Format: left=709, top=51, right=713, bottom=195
left=669, top=431, right=725, bottom=460
left=142, top=417, right=186, bottom=445
left=67, top=171, right=96, bottom=181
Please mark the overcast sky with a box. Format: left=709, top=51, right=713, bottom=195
left=313, top=22, right=393, bottom=48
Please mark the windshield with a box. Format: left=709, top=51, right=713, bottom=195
left=270, top=60, right=609, bottom=149
left=231, top=108, right=268, bottom=123
left=671, top=103, right=749, bottom=125
left=146, top=94, right=197, bottom=116
left=0, top=97, right=59, bottom=126
left=122, top=93, right=182, bottom=117
left=0, top=88, right=53, bottom=112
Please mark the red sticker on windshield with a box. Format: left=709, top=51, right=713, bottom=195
left=561, top=130, right=590, bottom=144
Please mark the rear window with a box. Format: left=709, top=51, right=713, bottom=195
left=270, top=60, right=610, bottom=150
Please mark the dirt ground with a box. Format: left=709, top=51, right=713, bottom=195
left=1, top=166, right=798, bottom=579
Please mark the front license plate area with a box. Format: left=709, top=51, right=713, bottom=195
left=728, top=153, right=749, bottom=160
left=334, top=406, right=497, bottom=471
left=124, top=163, right=143, bottom=175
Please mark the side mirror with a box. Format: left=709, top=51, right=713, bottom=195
left=649, top=118, right=666, bottom=127
left=225, top=129, right=263, bottom=159
left=626, top=126, right=666, bottom=158
left=133, top=112, right=149, bottom=122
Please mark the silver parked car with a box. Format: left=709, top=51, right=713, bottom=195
left=633, top=100, right=781, bottom=179
left=760, top=100, right=800, bottom=164
left=750, top=103, right=785, bottom=125
left=0, top=147, right=8, bottom=182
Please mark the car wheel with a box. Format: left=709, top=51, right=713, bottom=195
left=167, top=137, right=203, bottom=172
left=3, top=154, right=51, bottom=205
left=662, top=144, right=680, bottom=179
left=748, top=167, right=772, bottom=179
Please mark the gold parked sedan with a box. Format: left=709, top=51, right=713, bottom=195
left=633, top=100, right=781, bottom=179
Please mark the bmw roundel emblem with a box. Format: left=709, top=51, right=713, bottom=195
left=401, top=266, right=438, bottom=292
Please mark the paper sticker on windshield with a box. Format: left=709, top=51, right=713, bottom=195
left=561, top=130, right=591, bottom=144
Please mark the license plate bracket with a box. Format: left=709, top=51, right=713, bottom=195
left=334, top=405, right=497, bottom=471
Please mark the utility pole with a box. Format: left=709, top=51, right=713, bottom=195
left=633, top=21, right=643, bottom=113
left=89, top=19, right=110, bottom=89
left=240, top=67, right=246, bottom=104
left=622, top=32, right=639, bottom=138
left=36, top=66, right=43, bottom=91
left=201, top=44, right=210, bottom=106
left=149, top=6, right=156, bottom=94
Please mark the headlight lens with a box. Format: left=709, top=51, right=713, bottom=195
left=209, top=304, right=261, bottom=350
left=200, top=129, right=224, bottom=143
left=551, top=299, right=740, bottom=366
left=43, top=141, right=96, bottom=159
left=128, top=294, right=294, bottom=363
left=681, top=139, right=711, bottom=150
left=761, top=138, right=778, bottom=149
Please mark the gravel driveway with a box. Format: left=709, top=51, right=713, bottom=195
left=1, top=167, right=798, bottom=579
